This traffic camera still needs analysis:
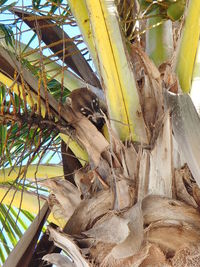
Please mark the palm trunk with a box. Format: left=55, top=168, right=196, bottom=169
left=1, top=0, right=200, bottom=266
left=43, top=48, right=200, bottom=267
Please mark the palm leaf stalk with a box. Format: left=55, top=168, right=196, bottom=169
left=190, top=40, right=200, bottom=113
left=175, top=0, right=200, bottom=93
left=139, top=0, right=185, bottom=66
left=146, top=15, right=173, bottom=66
left=67, top=0, right=100, bottom=75
left=70, top=0, right=148, bottom=142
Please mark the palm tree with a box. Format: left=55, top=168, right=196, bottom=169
left=1, top=0, right=200, bottom=266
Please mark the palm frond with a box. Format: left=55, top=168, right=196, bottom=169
left=0, top=204, right=36, bottom=266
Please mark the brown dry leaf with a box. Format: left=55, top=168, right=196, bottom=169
left=192, top=184, right=200, bottom=207
left=123, top=144, right=138, bottom=180
left=65, top=202, right=144, bottom=266
left=88, top=242, right=114, bottom=264
left=137, top=149, right=150, bottom=201
left=64, top=189, right=114, bottom=235
left=100, top=243, right=170, bottom=267
left=171, top=244, right=200, bottom=267
left=159, top=63, right=178, bottom=94
left=138, top=113, right=173, bottom=200
left=145, top=221, right=200, bottom=255
left=47, top=227, right=90, bottom=267
left=74, top=165, right=110, bottom=199
left=96, top=156, right=112, bottom=181
left=100, top=243, right=151, bottom=267
left=109, top=203, right=143, bottom=259
left=74, top=117, right=109, bottom=167
left=175, top=168, right=197, bottom=207
left=131, top=44, right=163, bottom=133
left=139, top=243, right=170, bottom=267
left=41, top=179, right=81, bottom=221
left=83, top=212, right=130, bottom=244
left=74, top=166, right=97, bottom=197
left=43, top=253, right=76, bottom=267
left=142, top=195, right=200, bottom=229
left=48, top=194, right=69, bottom=225
left=116, top=179, right=135, bottom=209
left=131, top=44, right=160, bottom=80
left=102, top=119, right=124, bottom=168
left=149, top=112, right=173, bottom=198
left=142, top=195, right=200, bottom=259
